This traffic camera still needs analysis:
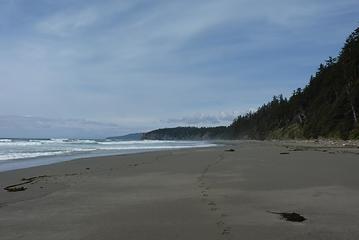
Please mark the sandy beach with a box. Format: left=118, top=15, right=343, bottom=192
left=1, top=141, right=359, bottom=240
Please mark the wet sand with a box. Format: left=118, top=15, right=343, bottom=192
left=1, top=141, right=359, bottom=240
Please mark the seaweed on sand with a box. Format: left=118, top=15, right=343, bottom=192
left=268, top=211, right=306, bottom=222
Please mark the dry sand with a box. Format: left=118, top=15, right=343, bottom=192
left=1, top=141, right=359, bottom=240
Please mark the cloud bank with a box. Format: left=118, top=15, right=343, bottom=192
left=0, top=115, right=131, bottom=138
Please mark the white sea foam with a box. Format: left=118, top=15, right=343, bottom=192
left=0, top=148, right=98, bottom=161
left=30, top=138, right=68, bottom=144
left=97, top=140, right=188, bottom=145
left=68, top=139, right=97, bottom=144
left=65, top=148, right=98, bottom=152
left=0, top=141, right=42, bottom=146
left=98, top=144, right=215, bottom=150
left=0, top=139, right=215, bottom=164
left=0, top=151, right=70, bottom=161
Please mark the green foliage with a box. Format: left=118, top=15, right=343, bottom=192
left=349, top=126, right=359, bottom=139
left=268, top=124, right=304, bottom=140
left=143, top=127, right=230, bottom=140
left=230, top=26, right=359, bottom=140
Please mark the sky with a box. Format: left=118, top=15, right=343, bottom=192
left=0, top=0, right=359, bottom=138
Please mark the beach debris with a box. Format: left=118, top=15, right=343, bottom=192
left=86, top=167, right=90, bottom=170
left=225, top=149, right=235, bottom=152
left=4, top=175, right=50, bottom=192
left=222, top=227, right=231, bottom=235
left=268, top=211, right=306, bottom=222
left=4, top=186, right=27, bottom=192
left=65, top=173, right=78, bottom=176
left=21, top=175, right=49, bottom=182
left=342, top=143, right=359, bottom=148
left=290, top=148, right=304, bottom=151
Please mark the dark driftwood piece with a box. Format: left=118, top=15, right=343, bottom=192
left=4, top=175, right=49, bottom=192
left=268, top=211, right=306, bottom=222
left=225, top=149, right=235, bottom=152
left=5, top=186, right=27, bottom=192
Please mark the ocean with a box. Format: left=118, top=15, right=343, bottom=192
left=0, top=138, right=216, bottom=172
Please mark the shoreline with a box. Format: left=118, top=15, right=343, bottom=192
left=1, top=139, right=358, bottom=173
left=0, top=141, right=218, bottom=173
left=1, top=140, right=359, bottom=239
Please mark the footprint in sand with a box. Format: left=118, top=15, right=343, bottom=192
left=222, top=227, right=231, bottom=235
left=216, top=220, right=224, bottom=226
left=196, top=156, right=233, bottom=238
left=208, top=201, right=216, bottom=206
left=128, top=163, right=139, bottom=167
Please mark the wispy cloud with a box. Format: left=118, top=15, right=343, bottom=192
left=35, top=7, right=99, bottom=37
left=0, top=115, right=132, bottom=138
left=164, top=112, right=241, bottom=126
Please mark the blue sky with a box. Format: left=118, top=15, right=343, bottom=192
left=0, top=0, right=358, bottom=138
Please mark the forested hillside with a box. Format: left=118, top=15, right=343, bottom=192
left=144, top=27, right=359, bottom=140
left=144, top=127, right=229, bottom=140
left=231, top=26, right=359, bottom=140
